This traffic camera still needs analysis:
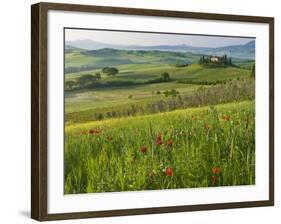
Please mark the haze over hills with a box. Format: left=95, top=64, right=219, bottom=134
left=65, top=39, right=255, bottom=59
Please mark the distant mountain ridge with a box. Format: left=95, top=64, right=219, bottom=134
left=66, top=40, right=255, bottom=59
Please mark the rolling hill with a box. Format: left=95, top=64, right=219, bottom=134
left=66, top=40, right=255, bottom=59
left=65, top=48, right=201, bottom=72
left=65, top=47, right=254, bottom=75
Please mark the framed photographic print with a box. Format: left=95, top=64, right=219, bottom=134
left=31, top=2, right=274, bottom=221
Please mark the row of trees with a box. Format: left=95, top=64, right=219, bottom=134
left=145, top=72, right=171, bottom=84
left=65, top=73, right=101, bottom=89
left=65, top=67, right=119, bottom=90
left=66, top=70, right=175, bottom=91
left=66, top=78, right=255, bottom=123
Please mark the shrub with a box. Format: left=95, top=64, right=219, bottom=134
left=102, top=67, right=119, bottom=76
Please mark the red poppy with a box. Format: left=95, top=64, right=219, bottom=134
left=165, top=167, right=173, bottom=177
left=107, top=136, right=113, bottom=141
left=156, top=134, right=162, bottom=141
left=156, top=134, right=163, bottom=146
left=211, top=175, right=219, bottom=185
left=167, top=139, right=173, bottom=147
left=212, top=167, right=221, bottom=175
left=156, top=140, right=163, bottom=146
left=95, top=129, right=102, bottom=134
left=89, top=129, right=102, bottom=135
left=222, top=115, right=230, bottom=121
left=140, top=146, right=148, bottom=154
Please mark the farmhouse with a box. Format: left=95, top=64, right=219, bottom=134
left=199, top=54, right=232, bottom=66
left=210, top=56, right=221, bottom=63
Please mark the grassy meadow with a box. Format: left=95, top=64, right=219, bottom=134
left=65, top=101, right=255, bottom=193
left=64, top=44, right=255, bottom=194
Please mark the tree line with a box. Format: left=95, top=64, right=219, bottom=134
left=66, top=79, right=255, bottom=123
left=65, top=70, right=173, bottom=91
left=199, top=54, right=233, bottom=67
left=65, top=67, right=119, bottom=90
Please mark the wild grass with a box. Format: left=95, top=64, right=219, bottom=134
left=64, top=101, right=255, bottom=194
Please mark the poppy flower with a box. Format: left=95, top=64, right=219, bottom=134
left=140, top=146, right=148, bottom=154
left=156, top=140, right=163, bottom=146
left=156, top=134, right=163, bottom=146
left=165, top=167, right=173, bottom=177
left=212, top=167, right=221, bottom=175
left=211, top=175, right=219, bottom=185
left=95, top=129, right=102, bottom=134
left=89, top=129, right=102, bottom=135
left=156, top=134, right=162, bottom=141
left=167, top=139, right=173, bottom=147
left=222, top=115, right=230, bottom=121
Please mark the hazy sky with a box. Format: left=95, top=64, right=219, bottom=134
left=65, top=29, right=254, bottom=48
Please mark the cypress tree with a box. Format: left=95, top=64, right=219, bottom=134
left=251, top=64, right=255, bottom=79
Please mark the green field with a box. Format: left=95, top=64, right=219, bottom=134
left=65, top=48, right=201, bottom=69
left=65, top=101, right=255, bottom=193
left=66, top=82, right=202, bottom=113
left=64, top=47, right=255, bottom=194
left=66, top=63, right=251, bottom=83
left=65, top=63, right=252, bottom=115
